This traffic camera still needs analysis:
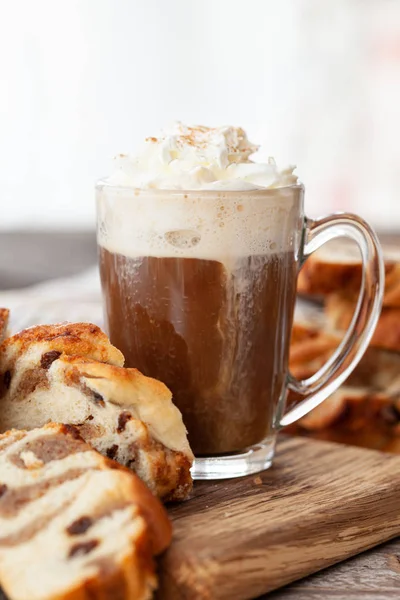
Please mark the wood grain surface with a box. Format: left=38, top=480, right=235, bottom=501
left=268, top=536, right=400, bottom=600
left=159, top=436, right=400, bottom=600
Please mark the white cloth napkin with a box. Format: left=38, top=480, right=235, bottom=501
left=0, top=268, right=103, bottom=334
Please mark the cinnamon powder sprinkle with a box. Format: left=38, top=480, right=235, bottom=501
left=145, top=124, right=254, bottom=155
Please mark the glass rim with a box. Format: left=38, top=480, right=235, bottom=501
left=95, top=179, right=304, bottom=197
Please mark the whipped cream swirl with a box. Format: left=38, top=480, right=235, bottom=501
left=107, top=123, right=297, bottom=190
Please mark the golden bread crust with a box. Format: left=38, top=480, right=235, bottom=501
left=0, top=309, right=9, bottom=343
left=0, top=322, right=124, bottom=368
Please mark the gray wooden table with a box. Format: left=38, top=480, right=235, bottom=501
left=2, top=230, right=399, bottom=599
left=267, top=538, right=400, bottom=599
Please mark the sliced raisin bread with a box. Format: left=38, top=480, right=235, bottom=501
left=288, top=304, right=400, bottom=452
left=297, top=239, right=400, bottom=307
left=0, top=323, right=193, bottom=501
left=286, top=386, right=400, bottom=453
left=324, top=293, right=400, bottom=353
left=0, top=423, right=172, bottom=600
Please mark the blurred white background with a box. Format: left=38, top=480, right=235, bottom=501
left=1, top=0, right=400, bottom=230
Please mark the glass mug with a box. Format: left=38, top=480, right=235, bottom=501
left=96, top=182, right=384, bottom=479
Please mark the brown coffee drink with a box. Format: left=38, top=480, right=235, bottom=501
left=100, top=250, right=297, bottom=454
left=97, top=187, right=301, bottom=455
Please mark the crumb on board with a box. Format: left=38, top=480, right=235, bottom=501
left=253, top=476, right=262, bottom=485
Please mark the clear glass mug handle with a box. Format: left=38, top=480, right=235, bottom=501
left=278, top=213, right=385, bottom=428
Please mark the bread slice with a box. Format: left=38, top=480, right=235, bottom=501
left=297, top=239, right=400, bottom=307
left=286, top=386, right=400, bottom=453
left=0, top=323, right=194, bottom=501
left=290, top=320, right=400, bottom=388
left=0, top=423, right=172, bottom=600
left=290, top=326, right=339, bottom=380
left=288, top=302, right=400, bottom=453
left=325, top=293, right=400, bottom=353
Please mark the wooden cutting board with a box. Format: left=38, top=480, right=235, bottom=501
left=158, top=436, right=400, bottom=600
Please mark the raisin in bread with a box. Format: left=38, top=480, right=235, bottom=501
left=0, top=323, right=194, bottom=501
left=0, top=423, right=172, bottom=600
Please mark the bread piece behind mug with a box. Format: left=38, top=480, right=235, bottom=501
left=290, top=319, right=400, bottom=389
left=0, top=322, right=194, bottom=501
left=287, top=386, right=400, bottom=453
left=289, top=302, right=400, bottom=453
left=325, top=293, right=400, bottom=353
left=297, top=239, right=400, bottom=307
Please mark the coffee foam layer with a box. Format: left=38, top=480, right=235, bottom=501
left=96, top=187, right=303, bottom=264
